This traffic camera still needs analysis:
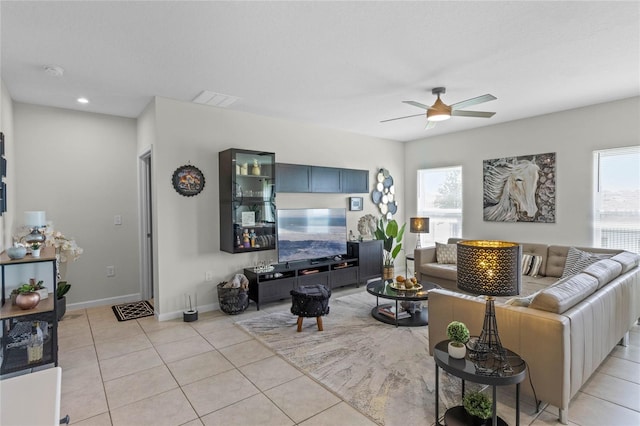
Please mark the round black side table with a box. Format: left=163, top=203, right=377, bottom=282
left=433, top=340, right=527, bottom=426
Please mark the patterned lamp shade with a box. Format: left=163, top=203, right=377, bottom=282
left=457, top=240, right=521, bottom=296
left=409, top=217, right=429, bottom=233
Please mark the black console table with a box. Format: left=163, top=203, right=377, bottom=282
left=433, top=340, right=527, bottom=426
left=244, top=257, right=359, bottom=310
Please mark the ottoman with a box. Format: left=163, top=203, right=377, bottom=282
left=290, top=284, right=331, bottom=332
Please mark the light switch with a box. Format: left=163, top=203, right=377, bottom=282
left=114, top=215, right=122, bottom=225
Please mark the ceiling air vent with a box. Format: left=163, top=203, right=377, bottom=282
left=192, top=90, right=239, bottom=108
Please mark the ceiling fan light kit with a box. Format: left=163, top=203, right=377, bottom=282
left=382, top=86, right=496, bottom=129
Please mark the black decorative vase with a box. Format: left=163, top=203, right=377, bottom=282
left=57, top=296, right=67, bottom=321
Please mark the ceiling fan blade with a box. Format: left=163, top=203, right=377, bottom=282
left=380, top=113, right=425, bottom=123
left=425, top=120, right=437, bottom=130
left=450, top=94, right=496, bottom=110
left=451, top=110, right=496, bottom=118
left=402, top=100, right=431, bottom=110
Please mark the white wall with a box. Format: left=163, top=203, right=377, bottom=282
left=152, top=97, right=403, bottom=318
left=0, top=80, right=15, bottom=252
left=404, top=96, right=640, bottom=247
left=13, top=103, right=140, bottom=306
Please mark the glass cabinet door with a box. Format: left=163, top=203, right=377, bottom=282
left=219, top=149, right=276, bottom=253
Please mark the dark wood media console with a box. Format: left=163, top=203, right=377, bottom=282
left=244, top=257, right=359, bottom=310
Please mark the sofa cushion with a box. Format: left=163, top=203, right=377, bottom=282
left=520, top=242, right=549, bottom=275
left=522, top=254, right=543, bottom=277
left=436, top=242, right=457, bottom=264
left=504, top=291, right=540, bottom=307
left=582, top=259, right=623, bottom=289
left=610, top=251, right=640, bottom=274
left=561, top=247, right=613, bottom=278
left=529, top=273, right=599, bottom=313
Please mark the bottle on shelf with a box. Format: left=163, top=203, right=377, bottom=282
left=27, top=321, right=44, bottom=364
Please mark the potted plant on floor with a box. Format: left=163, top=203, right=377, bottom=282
left=56, top=281, right=71, bottom=320
left=447, top=320, right=470, bottom=359
left=463, top=391, right=493, bottom=425
left=374, top=218, right=406, bottom=280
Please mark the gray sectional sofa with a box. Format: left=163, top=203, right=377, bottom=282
left=416, top=238, right=640, bottom=424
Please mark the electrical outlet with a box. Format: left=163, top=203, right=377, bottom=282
left=205, top=271, right=214, bottom=282
left=106, top=266, right=115, bottom=277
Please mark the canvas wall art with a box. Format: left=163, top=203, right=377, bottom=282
left=483, top=152, right=556, bottom=223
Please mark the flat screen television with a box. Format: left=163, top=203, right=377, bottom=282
left=277, top=208, right=347, bottom=263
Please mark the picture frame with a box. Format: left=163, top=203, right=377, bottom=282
left=349, top=196, right=363, bottom=211
left=172, top=164, right=205, bottom=197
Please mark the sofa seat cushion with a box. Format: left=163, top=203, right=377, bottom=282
left=610, top=251, right=640, bottom=274
left=529, top=273, right=599, bottom=314
left=421, top=263, right=458, bottom=282
left=582, top=259, right=623, bottom=289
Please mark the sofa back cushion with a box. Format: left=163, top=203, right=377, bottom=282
left=529, top=273, right=599, bottom=313
left=610, top=251, right=640, bottom=274
left=582, top=259, right=623, bottom=289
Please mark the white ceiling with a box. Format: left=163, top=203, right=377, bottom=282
left=1, top=1, right=639, bottom=142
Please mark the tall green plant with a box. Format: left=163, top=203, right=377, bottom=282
left=374, top=218, right=406, bottom=267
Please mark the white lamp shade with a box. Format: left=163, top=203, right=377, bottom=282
left=24, top=211, right=46, bottom=227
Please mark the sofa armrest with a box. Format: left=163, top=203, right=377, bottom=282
left=428, top=289, right=570, bottom=413
left=415, top=246, right=437, bottom=267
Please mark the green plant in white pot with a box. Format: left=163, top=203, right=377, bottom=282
left=447, top=320, right=470, bottom=359
left=463, top=391, right=493, bottom=424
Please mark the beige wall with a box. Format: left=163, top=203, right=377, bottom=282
left=151, top=97, right=403, bottom=318
left=0, top=80, right=15, bottom=251
left=404, top=96, right=640, bottom=247
left=12, top=103, right=140, bottom=306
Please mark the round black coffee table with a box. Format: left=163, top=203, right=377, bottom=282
left=366, top=279, right=440, bottom=327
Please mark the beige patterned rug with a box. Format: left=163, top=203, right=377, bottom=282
left=236, top=290, right=473, bottom=425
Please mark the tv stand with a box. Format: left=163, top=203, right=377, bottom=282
left=244, top=257, right=359, bottom=310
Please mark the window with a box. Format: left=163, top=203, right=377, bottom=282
left=593, top=146, right=640, bottom=253
left=417, top=166, right=463, bottom=246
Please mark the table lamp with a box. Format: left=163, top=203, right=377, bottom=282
left=24, top=211, right=47, bottom=244
left=409, top=217, right=429, bottom=249
left=456, top=240, right=521, bottom=375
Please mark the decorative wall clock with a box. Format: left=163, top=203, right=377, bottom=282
left=172, top=164, right=205, bottom=197
left=371, top=168, right=398, bottom=218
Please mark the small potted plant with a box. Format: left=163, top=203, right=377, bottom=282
left=447, top=320, right=470, bottom=359
left=29, top=278, right=48, bottom=300
left=56, top=281, right=71, bottom=320
left=12, top=283, right=41, bottom=310
left=463, top=391, right=493, bottom=424
left=30, top=242, right=42, bottom=257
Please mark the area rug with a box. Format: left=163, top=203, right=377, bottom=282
left=111, top=300, right=154, bottom=322
left=236, top=291, right=476, bottom=425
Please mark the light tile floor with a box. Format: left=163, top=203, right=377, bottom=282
left=55, top=287, right=639, bottom=426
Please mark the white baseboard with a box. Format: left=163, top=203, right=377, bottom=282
left=67, top=293, right=143, bottom=311
left=157, top=302, right=219, bottom=321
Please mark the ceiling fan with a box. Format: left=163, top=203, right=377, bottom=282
left=381, top=87, right=497, bottom=129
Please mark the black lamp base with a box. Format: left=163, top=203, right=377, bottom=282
left=467, top=296, right=512, bottom=376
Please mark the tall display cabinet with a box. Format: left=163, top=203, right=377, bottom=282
left=1, top=246, right=58, bottom=375
left=219, top=149, right=276, bottom=254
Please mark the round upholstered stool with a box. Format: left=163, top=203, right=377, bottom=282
left=290, top=284, right=331, bottom=332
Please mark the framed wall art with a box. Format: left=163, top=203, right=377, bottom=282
left=483, top=152, right=556, bottom=223
left=349, top=196, right=363, bottom=211
left=172, top=164, right=205, bottom=197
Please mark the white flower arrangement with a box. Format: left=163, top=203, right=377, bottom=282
left=42, top=225, right=83, bottom=262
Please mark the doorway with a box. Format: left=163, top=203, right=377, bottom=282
left=139, top=150, right=154, bottom=301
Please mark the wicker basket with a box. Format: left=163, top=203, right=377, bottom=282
left=217, top=282, right=249, bottom=314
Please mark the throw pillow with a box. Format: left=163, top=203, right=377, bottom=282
left=504, top=291, right=540, bottom=307
left=436, top=242, right=457, bottom=264
left=561, top=247, right=613, bottom=278
left=521, top=254, right=543, bottom=277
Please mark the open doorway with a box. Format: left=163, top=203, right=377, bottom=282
left=139, top=150, right=154, bottom=301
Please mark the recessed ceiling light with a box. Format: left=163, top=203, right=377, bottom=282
left=43, top=65, right=64, bottom=77
left=77, top=97, right=89, bottom=104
